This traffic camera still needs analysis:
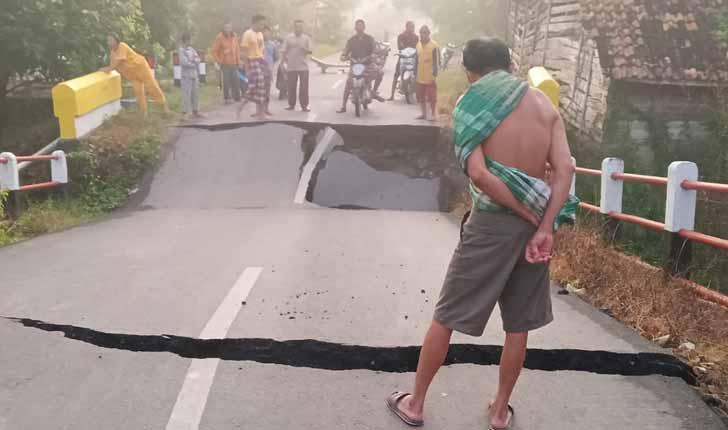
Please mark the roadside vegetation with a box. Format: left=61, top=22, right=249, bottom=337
left=437, top=67, right=469, bottom=121
left=0, top=76, right=220, bottom=247
left=552, top=219, right=728, bottom=417
left=1, top=0, right=355, bottom=246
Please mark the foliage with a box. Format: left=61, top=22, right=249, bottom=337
left=140, top=0, right=192, bottom=51
left=190, top=0, right=276, bottom=48
left=0, top=0, right=151, bottom=86
left=437, top=68, right=469, bottom=118
left=570, top=81, right=728, bottom=291
left=0, top=190, right=7, bottom=219
left=188, top=0, right=353, bottom=48
left=713, top=8, right=728, bottom=45
left=0, top=0, right=160, bottom=138
left=394, top=0, right=507, bottom=44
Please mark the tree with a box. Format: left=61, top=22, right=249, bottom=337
left=140, top=0, right=192, bottom=50
left=0, top=0, right=152, bottom=136
left=190, top=0, right=273, bottom=48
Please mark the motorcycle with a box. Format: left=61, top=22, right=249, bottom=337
left=441, top=43, right=458, bottom=70
left=348, top=57, right=373, bottom=117
left=397, top=47, right=417, bottom=104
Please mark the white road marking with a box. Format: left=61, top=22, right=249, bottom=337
left=294, top=127, right=339, bottom=204
left=165, top=267, right=263, bottom=430
left=332, top=78, right=345, bottom=90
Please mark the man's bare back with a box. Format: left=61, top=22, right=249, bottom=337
left=483, top=88, right=558, bottom=179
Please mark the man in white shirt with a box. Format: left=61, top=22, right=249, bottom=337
left=282, top=19, right=313, bottom=112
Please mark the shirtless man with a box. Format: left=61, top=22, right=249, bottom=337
left=387, top=37, right=575, bottom=430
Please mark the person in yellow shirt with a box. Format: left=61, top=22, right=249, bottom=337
left=100, top=34, right=170, bottom=116
left=239, top=15, right=271, bottom=120
left=415, top=26, right=440, bottom=122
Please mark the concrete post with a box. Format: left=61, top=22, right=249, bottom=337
left=665, top=161, right=699, bottom=277
left=51, top=150, right=68, bottom=184
left=600, top=158, right=624, bottom=214
left=0, top=152, right=20, bottom=191
left=665, top=162, right=698, bottom=233
left=600, top=158, right=624, bottom=242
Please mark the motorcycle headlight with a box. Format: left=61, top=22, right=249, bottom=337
left=352, top=64, right=366, bottom=76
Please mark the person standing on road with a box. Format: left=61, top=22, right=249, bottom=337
left=100, top=34, right=169, bottom=117
left=389, top=21, right=419, bottom=101
left=240, top=14, right=271, bottom=119
left=386, top=37, right=578, bottom=430
left=179, top=33, right=203, bottom=119
left=283, top=19, right=313, bottom=112
left=415, top=26, right=440, bottom=122
left=212, top=23, right=241, bottom=104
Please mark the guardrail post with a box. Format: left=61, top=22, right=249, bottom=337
left=0, top=152, right=22, bottom=218
left=0, top=152, right=19, bottom=192
left=600, top=158, right=624, bottom=242
left=51, top=150, right=69, bottom=199
left=664, top=161, right=698, bottom=276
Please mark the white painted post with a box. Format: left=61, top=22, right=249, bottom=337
left=665, top=161, right=698, bottom=233
left=50, top=150, right=69, bottom=184
left=570, top=157, right=576, bottom=195
left=0, top=152, right=20, bottom=191
left=600, top=157, right=624, bottom=214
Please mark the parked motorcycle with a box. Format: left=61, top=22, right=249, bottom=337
left=349, top=57, right=373, bottom=117
left=442, top=43, right=458, bottom=70
left=397, top=47, right=417, bottom=104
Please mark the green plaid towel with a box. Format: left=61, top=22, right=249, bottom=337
left=453, top=70, right=578, bottom=230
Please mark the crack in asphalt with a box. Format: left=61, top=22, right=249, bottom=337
left=6, top=317, right=695, bottom=385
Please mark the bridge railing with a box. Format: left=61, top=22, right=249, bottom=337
left=574, top=158, right=728, bottom=246
left=572, top=158, right=728, bottom=306
left=0, top=151, right=68, bottom=217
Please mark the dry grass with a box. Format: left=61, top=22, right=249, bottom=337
left=437, top=68, right=469, bottom=121
left=552, top=218, right=728, bottom=416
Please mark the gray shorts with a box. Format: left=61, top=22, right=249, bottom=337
left=434, top=209, right=553, bottom=336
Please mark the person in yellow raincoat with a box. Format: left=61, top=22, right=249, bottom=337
left=100, top=34, right=170, bottom=115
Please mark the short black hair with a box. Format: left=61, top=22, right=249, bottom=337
left=182, top=33, right=191, bottom=43
left=462, top=37, right=511, bottom=75
left=252, top=14, right=266, bottom=24
left=355, top=19, right=365, bottom=26
left=263, top=25, right=271, bottom=31
left=108, top=33, right=120, bottom=43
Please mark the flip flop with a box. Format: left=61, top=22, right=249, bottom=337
left=386, top=392, right=424, bottom=427
left=488, top=404, right=514, bottom=430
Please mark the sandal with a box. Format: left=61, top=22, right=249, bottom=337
left=488, top=404, right=514, bottom=430
left=386, top=392, right=424, bottom=427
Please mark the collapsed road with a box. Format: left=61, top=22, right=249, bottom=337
left=1, top=119, right=725, bottom=429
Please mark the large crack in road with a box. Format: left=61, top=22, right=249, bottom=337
left=7, top=317, right=695, bottom=385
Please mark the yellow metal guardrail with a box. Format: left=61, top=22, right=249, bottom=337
left=52, top=71, right=122, bottom=139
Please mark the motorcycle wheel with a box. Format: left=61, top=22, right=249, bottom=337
left=355, top=102, right=361, bottom=117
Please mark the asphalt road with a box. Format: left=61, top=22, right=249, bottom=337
left=0, top=58, right=725, bottom=430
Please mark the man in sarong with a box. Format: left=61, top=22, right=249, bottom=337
left=386, top=37, right=578, bottom=430
left=240, top=14, right=271, bottom=119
